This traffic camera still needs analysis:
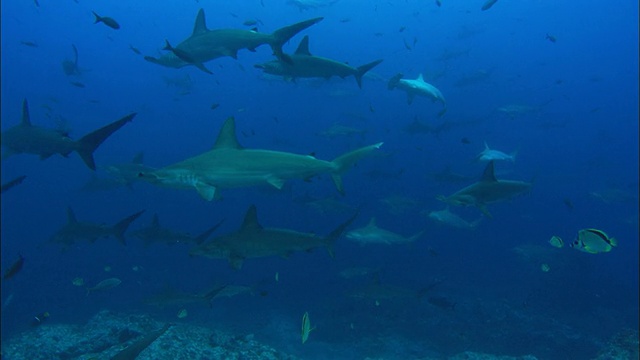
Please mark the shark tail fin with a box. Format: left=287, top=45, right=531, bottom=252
left=112, top=210, right=145, bottom=245
left=354, top=59, right=383, bottom=88
left=387, top=73, right=403, bottom=90
left=408, top=231, right=425, bottom=242
left=75, top=113, right=136, bottom=170
left=330, top=143, right=383, bottom=194
left=194, top=219, right=224, bottom=245
left=269, top=17, right=323, bottom=64
left=324, top=211, right=359, bottom=257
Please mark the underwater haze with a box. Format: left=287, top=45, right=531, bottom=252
left=1, top=0, right=638, bottom=359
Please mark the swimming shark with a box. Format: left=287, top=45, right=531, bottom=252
left=189, top=205, right=357, bottom=269
left=346, top=218, right=423, bottom=246
left=426, top=207, right=482, bottom=230
left=475, top=142, right=516, bottom=162
left=49, top=208, right=145, bottom=248
left=388, top=73, right=447, bottom=109
left=143, top=284, right=227, bottom=308
left=254, top=35, right=383, bottom=88
left=144, top=8, right=323, bottom=72
left=1, top=99, right=135, bottom=170
left=62, top=44, right=81, bottom=76
left=436, top=161, right=532, bottom=217
left=132, top=213, right=223, bottom=247
left=138, top=116, right=383, bottom=200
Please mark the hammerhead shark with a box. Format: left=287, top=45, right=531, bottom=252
left=49, top=208, right=145, bottom=248
left=138, top=117, right=382, bottom=201
left=388, top=73, right=447, bottom=110
left=436, top=161, right=531, bottom=217
left=132, top=214, right=223, bottom=247
left=189, top=205, right=358, bottom=269
left=144, top=8, right=323, bottom=73
left=1, top=99, right=135, bottom=170
left=254, top=35, right=383, bottom=88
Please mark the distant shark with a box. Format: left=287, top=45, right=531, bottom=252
left=189, top=205, right=357, bottom=269
left=143, top=284, right=226, bottom=308
left=144, top=8, right=323, bottom=72
left=62, top=44, right=81, bottom=76
left=475, top=142, right=516, bottom=162
left=346, top=218, right=423, bottom=245
left=49, top=208, right=145, bottom=248
left=132, top=213, right=223, bottom=247
left=436, top=161, right=531, bottom=217
left=426, top=207, right=482, bottom=230
left=138, top=116, right=382, bottom=201
left=254, top=35, right=383, bottom=88
left=1, top=99, right=135, bottom=170
left=388, top=73, right=447, bottom=112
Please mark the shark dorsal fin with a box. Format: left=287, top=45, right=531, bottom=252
left=417, top=73, right=424, bottom=81
left=480, top=161, right=498, bottom=182
left=367, top=217, right=377, bottom=227
left=132, top=152, right=144, bottom=164
left=295, top=35, right=312, bottom=56
left=483, top=141, right=490, bottom=150
left=67, top=207, right=78, bottom=223
left=213, top=117, right=243, bottom=150
left=192, top=9, right=208, bottom=36
left=21, top=99, right=32, bottom=126
left=152, top=214, right=160, bottom=228
left=241, top=205, right=262, bottom=231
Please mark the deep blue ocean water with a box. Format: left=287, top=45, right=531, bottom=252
left=1, top=1, right=638, bottom=359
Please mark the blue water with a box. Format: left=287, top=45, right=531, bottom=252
left=1, top=1, right=638, bottom=359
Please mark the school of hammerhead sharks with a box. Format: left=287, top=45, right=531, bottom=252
left=4, top=2, right=557, bottom=276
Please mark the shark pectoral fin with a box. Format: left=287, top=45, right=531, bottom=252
left=223, top=49, right=238, bottom=59
left=229, top=256, right=244, bottom=270
left=478, top=204, right=492, bottom=218
left=266, top=176, right=285, bottom=189
left=331, top=174, right=344, bottom=195
left=194, top=62, right=213, bottom=75
left=195, top=183, right=217, bottom=201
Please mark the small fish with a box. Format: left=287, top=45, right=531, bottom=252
left=20, top=41, right=38, bottom=48
left=104, top=265, right=112, bottom=272
left=33, top=0, right=40, bottom=7
left=210, top=103, right=220, bottom=110
left=301, top=312, right=315, bottom=344
left=275, top=272, right=279, bottom=282
left=2, top=254, right=25, bottom=280
left=86, top=277, right=122, bottom=295
left=549, top=235, right=564, bottom=248
left=540, top=263, right=551, bottom=272
left=92, top=11, right=121, bottom=29
left=129, top=45, right=141, bottom=55
left=403, top=38, right=412, bottom=50
left=369, top=104, right=375, bottom=113
left=545, top=33, right=557, bottom=43
left=70, top=81, right=86, bottom=88
left=570, top=228, right=617, bottom=254
left=435, top=0, right=441, bottom=7
left=461, top=137, right=471, bottom=144
left=563, top=198, right=574, bottom=210
left=31, top=312, right=49, bottom=327
left=177, top=309, right=188, bottom=318
left=399, top=26, right=406, bottom=32
left=72, top=277, right=85, bottom=286
left=481, top=0, right=498, bottom=11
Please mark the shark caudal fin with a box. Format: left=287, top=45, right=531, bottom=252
left=324, top=211, right=359, bottom=257
left=354, top=59, right=383, bottom=88
left=75, top=113, right=136, bottom=170
left=194, top=219, right=225, bottom=245
left=270, top=17, right=323, bottom=63
left=330, top=143, right=383, bottom=194
left=111, top=210, right=145, bottom=245
left=387, top=73, right=403, bottom=90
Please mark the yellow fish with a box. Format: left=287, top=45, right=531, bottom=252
left=301, top=311, right=315, bottom=344
left=570, top=228, right=617, bottom=254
